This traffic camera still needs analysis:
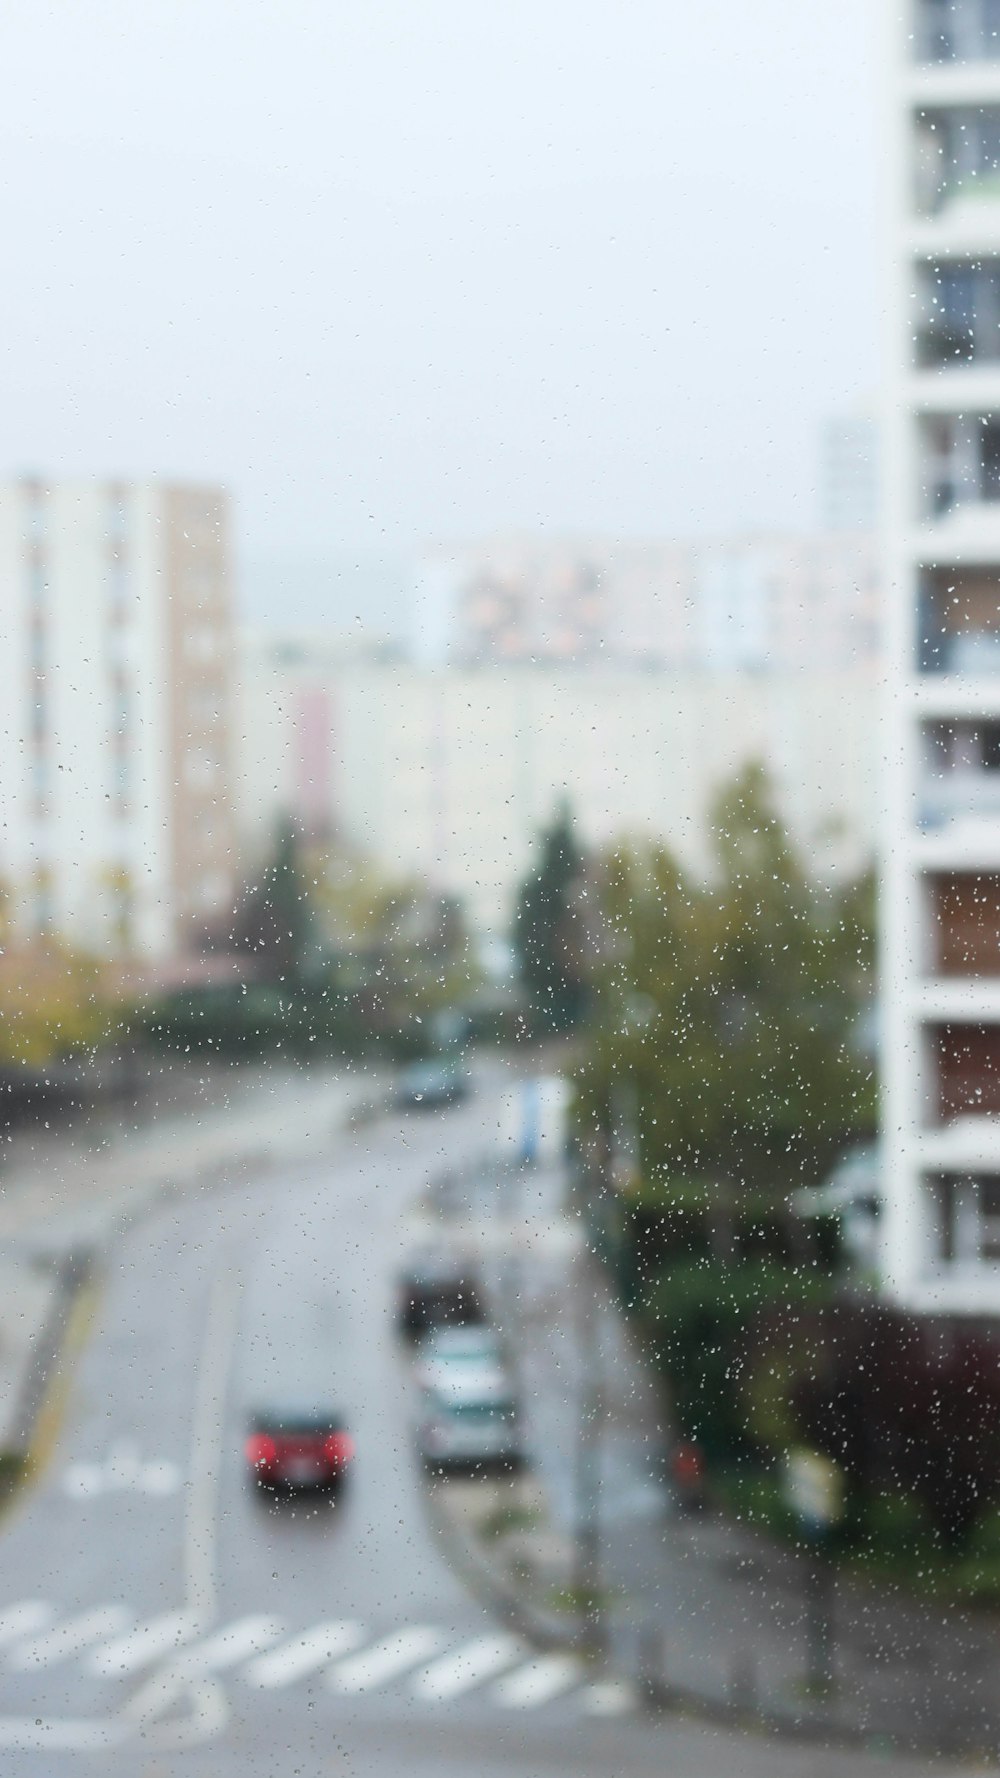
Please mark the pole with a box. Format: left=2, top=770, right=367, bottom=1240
left=573, top=1149, right=604, bottom=1657
left=805, top=1541, right=834, bottom=1693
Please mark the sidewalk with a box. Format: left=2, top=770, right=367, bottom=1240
left=0, top=1058, right=385, bottom=1251
left=445, top=1158, right=1000, bottom=1759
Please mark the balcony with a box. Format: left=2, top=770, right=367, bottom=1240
left=922, top=768, right=1000, bottom=828
left=916, top=0, right=1000, bottom=62
left=915, top=108, right=1000, bottom=224
left=915, top=262, right=1000, bottom=367
left=918, top=412, right=1000, bottom=527
left=930, top=1023, right=1000, bottom=1123
left=919, top=566, right=1000, bottom=674
left=920, top=719, right=1000, bottom=830
left=929, top=869, right=1000, bottom=974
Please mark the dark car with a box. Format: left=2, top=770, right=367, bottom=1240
left=396, top=1250, right=485, bottom=1340
left=245, top=1404, right=354, bottom=1493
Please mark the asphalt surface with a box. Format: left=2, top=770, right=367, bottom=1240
left=0, top=1062, right=971, bottom=1777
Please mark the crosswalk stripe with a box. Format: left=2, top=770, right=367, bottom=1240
left=9, top=1606, right=131, bottom=1670
left=581, top=1679, right=637, bottom=1716
left=174, top=1616, right=284, bottom=1675
left=88, top=1610, right=202, bottom=1676
left=245, top=1622, right=364, bottom=1688
left=328, top=1627, right=444, bottom=1694
left=412, top=1633, right=526, bottom=1701
left=0, top=1605, right=51, bottom=1649
left=491, top=1653, right=583, bottom=1708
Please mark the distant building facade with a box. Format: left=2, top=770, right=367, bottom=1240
left=820, top=416, right=880, bottom=533
left=236, top=642, right=880, bottom=935
left=0, top=478, right=235, bottom=961
left=429, top=532, right=879, bottom=672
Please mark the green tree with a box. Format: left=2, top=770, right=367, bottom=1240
left=231, top=821, right=322, bottom=986
left=579, top=763, right=876, bottom=1236
left=513, top=803, right=589, bottom=1033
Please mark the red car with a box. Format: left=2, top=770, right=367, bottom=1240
left=245, top=1404, right=354, bottom=1493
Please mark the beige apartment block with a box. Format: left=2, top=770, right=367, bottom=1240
left=0, top=477, right=235, bottom=962
left=236, top=633, right=880, bottom=936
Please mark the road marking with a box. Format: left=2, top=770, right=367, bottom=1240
left=0, top=1716, right=130, bottom=1751
left=581, top=1678, right=637, bottom=1716
left=245, top=1621, right=364, bottom=1687
left=63, top=1444, right=183, bottom=1498
left=63, top=1463, right=104, bottom=1497
left=0, top=1603, right=51, bottom=1648
left=328, top=1627, right=444, bottom=1694
left=124, top=1666, right=230, bottom=1748
left=491, top=1653, right=583, bottom=1708
left=143, top=1459, right=182, bottom=1496
left=10, top=1605, right=131, bottom=1669
left=175, top=1616, right=284, bottom=1675
left=412, top=1633, right=525, bottom=1701
left=185, top=1263, right=242, bottom=1621
left=89, top=1609, right=202, bottom=1676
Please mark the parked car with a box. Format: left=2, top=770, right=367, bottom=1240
left=395, top=1059, right=470, bottom=1110
left=396, top=1249, right=484, bottom=1339
left=245, top=1403, right=354, bottom=1493
left=417, top=1387, right=522, bottom=1475
left=414, top=1325, right=509, bottom=1395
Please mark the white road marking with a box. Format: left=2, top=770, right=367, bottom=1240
left=0, top=1603, right=51, bottom=1648
left=10, top=1605, right=131, bottom=1670
left=174, top=1616, right=284, bottom=1675
left=142, top=1459, right=182, bottom=1496
left=412, top=1633, right=526, bottom=1701
left=245, top=1621, right=364, bottom=1687
left=62, top=1451, right=182, bottom=1498
left=0, top=1716, right=130, bottom=1751
left=89, top=1609, right=202, bottom=1676
left=185, top=1265, right=243, bottom=1622
left=491, top=1653, right=583, bottom=1708
left=328, top=1627, right=444, bottom=1694
left=581, top=1678, right=637, bottom=1716
left=63, top=1463, right=103, bottom=1497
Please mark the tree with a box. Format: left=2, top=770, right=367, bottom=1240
left=578, top=763, right=876, bottom=1228
left=0, top=940, right=112, bottom=1069
left=512, top=803, right=590, bottom=1032
left=229, top=821, right=321, bottom=986
left=792, top=1309, right=1000, bottom=1547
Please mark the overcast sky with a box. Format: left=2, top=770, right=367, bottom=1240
left=0, top=1, right=877, bottom=628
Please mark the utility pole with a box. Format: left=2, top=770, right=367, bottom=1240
left=572, top=1136, right=606, bottom=1658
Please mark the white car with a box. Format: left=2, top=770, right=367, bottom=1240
left=414, top=1326, right=509, bottom=1396
left=418, top=1389, right=522, bottom=1474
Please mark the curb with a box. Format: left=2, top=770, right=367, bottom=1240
left=421, top=1472, right=588, bottom=1655
left=0, top=1257, right=100, bottom=1522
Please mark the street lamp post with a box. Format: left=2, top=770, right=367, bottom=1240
left=573, top=1139, right=605, bottom=1658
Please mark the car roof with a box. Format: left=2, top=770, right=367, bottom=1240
left=401, top=1251, right=479, bottom=1286
left=426, top=1372, right=511, bottom=1406
left=250, top=1404, right=346, bottom=1430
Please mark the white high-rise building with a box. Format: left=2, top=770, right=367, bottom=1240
left=882, top=1, right=1000, bottom=1311
left=0, top=478, right=236, bottom=963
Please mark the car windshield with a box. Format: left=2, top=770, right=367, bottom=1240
left=422, top=1332, right=497, bottom=1360
left=2, top=6, right=967, bottom=1777
left=446, top=1402, right=516, bottom=1425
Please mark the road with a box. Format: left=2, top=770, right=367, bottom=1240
left=0, top=1062, right=965, bottom=1776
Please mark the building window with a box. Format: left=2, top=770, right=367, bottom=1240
left=940, top=1174, right=1000, bottom=1262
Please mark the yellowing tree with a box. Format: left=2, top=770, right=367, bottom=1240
left=0, top=941, right=112, bottom=1070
